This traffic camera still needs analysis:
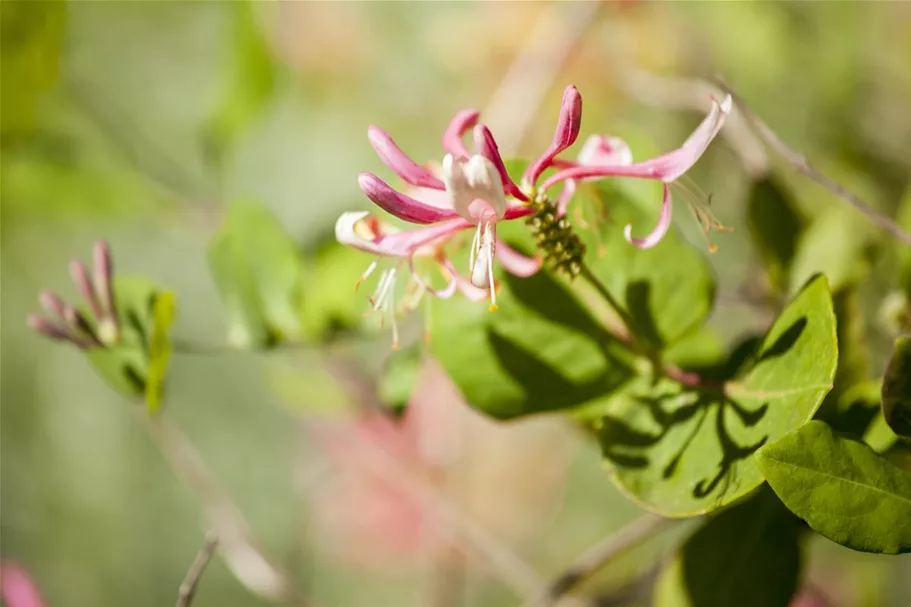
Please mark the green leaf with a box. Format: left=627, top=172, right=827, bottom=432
left=654, top=488, right=802, bottom=607
left=430, top=269, right=637, bottom=420
left=300, top=239, right=373, bottom=342
left=747, top=177, right=806, bottom=293
left=578, top=181, right=716, bottom=350
left=84, top=277, right=160, bottom=399
left=756, top=420, right=911, bottom=554
left=145, top=291, right=176, bottom=415
left=789, top=209, right=872, bottom=295
left=204, top=0, right=276, bottom=165
left=882, top=336, right=911, bottom=439
left=0, top=0, right=65, bottom=136
left=207, top=201, right=305, bottom=348
left=598, top=275, right=837, bottom=516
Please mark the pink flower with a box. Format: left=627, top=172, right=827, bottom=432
left=336, top=85, right=730, bottom=328
left=541, top=94, right=732, bottom=249
left=0, top=561, right=46, bottom=607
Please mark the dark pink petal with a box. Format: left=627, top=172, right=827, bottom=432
left=38, top=291, right=67, bottom=320
left=26, top=314, right=73, bottom=342
left=368, top=126, right=445, bottom=190
left=0, top=561, right=46, bottom=607
left=503, top=205, right=534, bottom=221
left=442, top=109, right=479, bottom=158
left=495, top=239, right=542, bottom=277
left=359, top=173, right=458, bottom=224
left=624, top=183, right=673, bottom=249
left=92, top=240, right=117, bottom=326
left=472, top=125, right=528, bottom=201
left=542, top=94, right=730, bottom=190
left=69, top=260, right=103, bottom=319
left=523, top=85, right=583, bottom=187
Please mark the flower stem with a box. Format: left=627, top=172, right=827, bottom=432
left=578, top=262, right=638, bottom=347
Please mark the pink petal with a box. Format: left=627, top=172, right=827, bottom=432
left=336, top=212, right=469, bottom=258
left=408, top=256, right=458, bottom=299
left=503, top=205, right=534, bottom=221
left=496, top=239, right=542, bottom=277
left=555, top=179, right=577, bottom=217
left=577, top=135, right=633, bottom=167
left=472, top=125, right=527, bottom=201
left=624, top=183, right=673, bottom=249
left=359, top=173, right=458, bottom=224
left=368, top=126, right=445, bottom=190
left=523, top=85, right=583, bottom=187
left=541, top=94, right=731, bottom=190
left=442, top=109, right=479, bottom=158
left=0, top=562, right=46, bottom=607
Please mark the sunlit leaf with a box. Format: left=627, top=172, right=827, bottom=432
left=84, top=277, right=160, bottom=399
left=756, top=420, right=911, bottom=554
left=145, top=291, right=176, bottom=415
left=207, top=201, right=305, bottom=348
left=597, top=275, right=836, bottom=516
left=882, top=336, right=911, bottom=439
left=654, top=488, right=802, bottom=607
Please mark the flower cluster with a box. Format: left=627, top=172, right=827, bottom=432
left=335, top=85, right=731, bottom=342
left=26, top=241, right=120, bottom=349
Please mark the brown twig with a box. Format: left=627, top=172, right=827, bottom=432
left=176, top=531, right=219, bottom=607
left=715, top=79, right=911, bottom=247
left=141, top=412, right=307, bottom=605
left=522, top=514, right=673, bottom=607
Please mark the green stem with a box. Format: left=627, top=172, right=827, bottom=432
left=578, top=262, right=638, bottom=347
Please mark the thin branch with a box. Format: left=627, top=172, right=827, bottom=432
left=715, top=79, right=911, bottom=247
left=177, top=531, right=219, bottom=607
left=141, top=411, right=307, bottom=605
left=482, top=1, right=602, bottom=156
left=522, top=514, right=673, bottom=607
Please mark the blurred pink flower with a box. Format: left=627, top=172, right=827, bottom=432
left=306, top=358, right=572, bottom=569
left=0, top=562, right=46, bottom=607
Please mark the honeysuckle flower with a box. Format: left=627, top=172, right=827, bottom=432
left=540, top=94, right=732, bottom=249
left=337, top=85, right=730, bottom=333
left=27, top=241, right=119, bottom=349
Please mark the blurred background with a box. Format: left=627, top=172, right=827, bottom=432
left=2, top=1, right=910, bottom=606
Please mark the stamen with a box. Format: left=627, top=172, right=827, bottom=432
left=486, top=221, right=497, bottom=312
left=355, top=259, right=379, bottom=291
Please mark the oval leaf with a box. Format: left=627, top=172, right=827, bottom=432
left=756, top=420, right=911, bottom=554
left=598, top=275, right=836, bottom=516
left=882, top=336, right=911, bottom=439
left=654, top=488, right=802, bottom=607
left=430, top=269, right=636, bottom=419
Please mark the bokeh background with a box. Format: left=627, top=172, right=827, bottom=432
left=3, top=1, right=911, bottom=606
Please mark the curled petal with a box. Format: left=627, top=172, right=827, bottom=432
left=359, top=173, right=458, bottom=224
left=336, top=211, right=469, bottom=258
left=577, top=135, right=633, bottom=167
left=624, top=184, right=673, bottom=249
left=368, top=126, right=445, bottom=190
left=473, top=125, right=527, bottom=201
left=555, top=179, right=577, bottom=217
left=441, top=154, right=507, bottom=222
left=442, top=109, right=479, bottom=158
left=409, top=256, right=457, bottom=299
left=495, top=239, right=542, bottom=277
left=523, top=85, right=583, bottom=186
left=540, top=95, right=732, bottom=190
left=441, top=259, right=488, bottom=302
